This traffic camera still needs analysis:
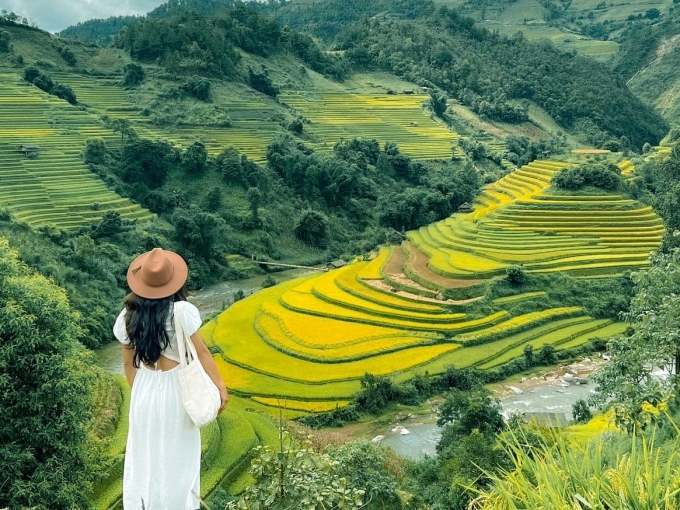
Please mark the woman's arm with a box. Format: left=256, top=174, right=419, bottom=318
left=122, top=345, right=137, bottom=387
left=191, top=332, right=229, bottom=412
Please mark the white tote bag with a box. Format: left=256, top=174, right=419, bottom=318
left=174, top=302, right=221, bottom=428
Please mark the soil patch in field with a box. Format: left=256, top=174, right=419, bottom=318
left=365, top=279, right=481, bottom=305
left=404, top=241, right=485, bottom=289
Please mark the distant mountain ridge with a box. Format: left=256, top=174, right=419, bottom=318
left=55, top=0, right=669, bottom=148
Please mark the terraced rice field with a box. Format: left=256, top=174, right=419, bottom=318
left=90, top=375, right=281, bottom=507
left=0, top=72, right=153, bottom=229
left=207, top=158, right=661, bottom=414
left=411, top=160, right=664, bottom=278
left=2, top=67, right=460, bottom=230
left=279, top=92, right=458, bottom=160
left=50, top=72, right=283, bottom=163
left=52, top=73, right=459, bottom=162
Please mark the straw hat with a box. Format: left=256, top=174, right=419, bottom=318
left=126, top=248, right=188, bottom=299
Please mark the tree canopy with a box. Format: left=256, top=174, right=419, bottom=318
left=0, top=238, right=98, bottom=508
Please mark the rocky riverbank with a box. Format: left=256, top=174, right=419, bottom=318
left=492, top=355, right=605, bottom=399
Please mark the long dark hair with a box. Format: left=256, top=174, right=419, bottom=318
left=124, top=286, right=189, bottom=368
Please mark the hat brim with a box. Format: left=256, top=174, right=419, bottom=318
left=127, top=250, right=188, bottom=299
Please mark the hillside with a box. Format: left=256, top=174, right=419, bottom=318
left=3, top=3, right=680, bottom=508
left=202, top=157, right=657, bottom=414
left=54, top=1, right=669, bottom=149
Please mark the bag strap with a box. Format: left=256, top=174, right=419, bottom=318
left=174, top=302, right=200, bottom=368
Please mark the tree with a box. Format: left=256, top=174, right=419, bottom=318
left=217, top=146, right=243, bottom=183
left=430, top=91, right=448, bottom=118
left=0, top=29, right=12, bottom=52
left=122, top=63, right=145, bottom=87
left=50, top=83, right=77, bottom=105
left=247, top=187, right=262, bottom=226
left=537, top=344, right=557, bottom=365
left=506, top=265, right=526, bottom=286
left=590, top=250, right=680, bottom=429
left=0, top=238, right=98, bottom=508
left=60, top=46, right=77, bottom=66
left=106, top=117, right=137, bottom=161
left=182, top=77, right=211, bottom=100
left=355, top=373, right=396, bottom=413
left=92, top=210, right=124, bottom=239
left=572, top=399, right=592, bottom=424
left=437, top=388, right=505, bottom=438
left=249, top=67, right=278, bottom=97
left=172, top=206, right=226, bottom=259
left=122, top=139, right=171, bottom=189
left=646, top=8, right=661, bottom=19
left=205, top=186, right=222, bottom=212
left=83, top=138, right=109, bottom=165
left=182, top=141, right=208, bottom=174
left=293, top=209, right=329, bottom=248
left=523, top=344, right=534, bottom=367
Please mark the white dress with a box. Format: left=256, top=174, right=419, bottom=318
left=114, top=301, right=203, bottom=510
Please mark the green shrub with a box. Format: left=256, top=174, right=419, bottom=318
left=122, top=63, right=145, bottom=87
left=505, top=265, right=526, bottom=286
left=51, top=83, right=77, bottom=104
left=249, top=67, right=278, bottom=97
left=572, top=399, right=592, bottom=424
left=551, top=162, right=622, bottom=191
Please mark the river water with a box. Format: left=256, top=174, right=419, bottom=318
left=381, top=382, right=596, bottom=459
left=95, top=269, right=597, bottom=460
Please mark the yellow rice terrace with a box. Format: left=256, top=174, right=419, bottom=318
left=204, top=159, right=659, bottom=414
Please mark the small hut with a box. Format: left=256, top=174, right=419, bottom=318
left=326, top=259, right=348, bottom=270
left=403, top=89, right=415, bottom=95
left=18, top=144, right=40, bottom=157
left=458, top=201, right=473, bottom=213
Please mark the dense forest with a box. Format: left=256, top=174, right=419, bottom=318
left=331, top=7, right=667, bottom=149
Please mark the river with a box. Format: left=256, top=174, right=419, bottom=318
left=381, top=382, right=596, bottom=459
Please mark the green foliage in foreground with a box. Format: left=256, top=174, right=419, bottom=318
left=472, top=427, right=680, bottom=509
left=0, top=237, right=101, bottom=509
left=590, top=249, right=680, bottom=430
left=221, top=432, right=401, bottom=510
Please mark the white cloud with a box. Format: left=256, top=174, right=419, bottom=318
left=3, top=0, right=162, bottom=33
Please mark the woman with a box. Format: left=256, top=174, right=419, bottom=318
left=113, top=248, right=228, bottom=510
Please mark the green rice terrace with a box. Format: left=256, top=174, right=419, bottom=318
left=0, top=72, right=152, bottom=229
left=0, top=67, right=458, bottom=231
left=200, top=159, right=659, bottom=417
left=52, top=71, right=458, bottom=162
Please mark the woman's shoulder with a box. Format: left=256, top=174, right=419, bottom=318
left=113, top=308, right=129, bottom=343
left=175, top=300, right=202, bottom=334
left=174, top=300, right=199, bottom=314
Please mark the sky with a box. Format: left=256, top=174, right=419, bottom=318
left=3, top=0, right=162, bottom=33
